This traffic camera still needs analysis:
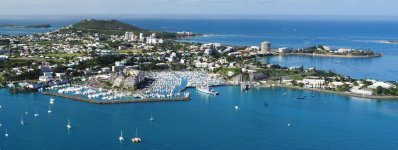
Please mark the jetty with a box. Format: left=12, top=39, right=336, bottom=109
left=42, top=92, right=190, bottom=104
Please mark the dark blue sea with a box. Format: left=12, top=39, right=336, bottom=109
left=1, top=17, right=398, bottom=149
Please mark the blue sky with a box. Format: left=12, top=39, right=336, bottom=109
left=1, top=0, right=397, bottom=16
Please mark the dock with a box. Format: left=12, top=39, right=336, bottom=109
left=42, top=92, right=190, bottom=104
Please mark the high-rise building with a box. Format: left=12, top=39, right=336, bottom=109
left=260, top=41, right=271, bottom=53
left=139, top=33, right=144, bottom=40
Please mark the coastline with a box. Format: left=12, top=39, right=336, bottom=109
left=282, top=53, right=382, bottom=58
left=260, top=84, right=398, bottom=100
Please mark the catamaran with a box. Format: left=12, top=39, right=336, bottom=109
left=131, top=128, right=141, bottom=143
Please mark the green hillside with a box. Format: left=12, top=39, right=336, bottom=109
left=59, top=19, right=180, bottom=38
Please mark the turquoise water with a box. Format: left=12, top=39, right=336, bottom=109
left=1, top=87, right=398, bottom=149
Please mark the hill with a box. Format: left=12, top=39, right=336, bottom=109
left=59, top=19, right=180, bottom=38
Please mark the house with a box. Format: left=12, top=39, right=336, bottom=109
left=39, top=72, right=54, bottom=82
left=303, top=76, right=325, bottom=88
left=350, top=87, right=373, bottom=96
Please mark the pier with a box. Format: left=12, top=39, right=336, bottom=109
left=42, top=92, right=190, bottom=104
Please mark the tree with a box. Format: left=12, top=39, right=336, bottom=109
left=375, top=86, right=383, bottom=95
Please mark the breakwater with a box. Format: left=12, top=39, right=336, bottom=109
left=42, top=92, right=190, bottom=104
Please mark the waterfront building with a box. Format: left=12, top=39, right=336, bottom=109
left=278, top=47, right=288, bottom=53
left=260, top=41, right=271, bottom=53
left=39, top=72, right=54, bottom=82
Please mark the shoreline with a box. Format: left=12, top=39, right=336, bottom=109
left=282, top=53, right=382, bottom=58
left=260, top=84, right=398, bottom=100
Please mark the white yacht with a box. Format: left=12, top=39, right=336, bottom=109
left=196, top=85, right=219, bottom=95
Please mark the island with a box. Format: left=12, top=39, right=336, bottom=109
left=0, top=19, right=397, bottom=103
left=0, top=24, right=51, bottom=28
left=378, top=40, right=398, bottom=45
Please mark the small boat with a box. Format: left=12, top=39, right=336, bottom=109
left=295, top=97, right=306, bottom=100
left=34, top=111, right=39, bottom=117
left=5, top=129, right=8, bottom=137
left=235, top=106, right=239, bottom=111
left=25, top=111, right=29, bottom=116
left=119, top=130, right=124, bottom=142
left=131, top=128, right=141, bottom=143
left=66, top=119, right=72, bottom=130
left=48, top=106, right=52, bottom=114
left=288, top=123, right=292, bottom=127
left=241, top=84, right=249, bottom=91
left=50, top=98, right=55, bottom=105
left=149, top=113, right=154, bottom=122
left=282, top=92, right=288, bottom=96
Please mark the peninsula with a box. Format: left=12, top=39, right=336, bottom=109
left=281, top=45, right=382, bottom=58
left=0, top=19, right=396, bottom=102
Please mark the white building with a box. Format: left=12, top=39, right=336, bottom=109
left=260, top=41, right=271, bottom=53
left=39, top=72, right=54, bottom=82
left=0, top=55, right=8, bottom=61
left=303, top=76, right=325, bottom=88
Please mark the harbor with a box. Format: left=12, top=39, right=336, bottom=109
left=42, top=92, right=190, bottom=104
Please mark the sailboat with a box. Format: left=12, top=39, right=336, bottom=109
left=66, top=119, right=72, bottom=130
left=48, top=105, right=52, bottom=114
left=20, top=116, right=25, bottom=126
left=5, top=129, right=8, bottom=137
left=50, top=97, right=55, bottom=105
left=131, top=128, right=141, bottom=143
left=34, top=110, right=39, bottom=117
left=149, top=113, right=154, bottom=122
left=119, top=130, right=124, bottom=142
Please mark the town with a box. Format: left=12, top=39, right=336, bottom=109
left=0, top=19, right=397, bottom=102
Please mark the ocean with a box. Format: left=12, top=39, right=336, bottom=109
left=1, top=18, right=398, bottom=149
left=1, top=87, right=398, bottom=150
